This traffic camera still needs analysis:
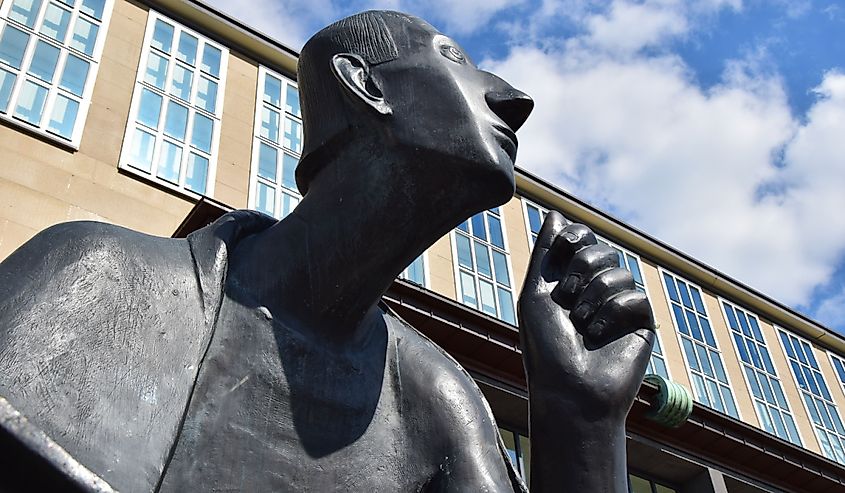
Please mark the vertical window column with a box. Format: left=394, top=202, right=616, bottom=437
left=0, top=0, right=112, bottom=145
left=499, top=427, right=530, bottom=484
left=779, top=330, right=845, bottom=464
left=662, top=271, right=739, bottom=418
left=120, top=11, right=227, bottom=195
left=723, top=301, right=801, bottom=445
left=249, top=66, right=301, bottom=219
left=454, top=208, right=515, bottom=324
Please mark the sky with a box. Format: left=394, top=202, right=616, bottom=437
left=207, top=0, right=845, bottom=334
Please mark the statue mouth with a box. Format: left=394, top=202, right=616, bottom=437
left=493, top=124, right=518, bottom=163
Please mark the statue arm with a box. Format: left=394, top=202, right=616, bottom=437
left=518, top=212, right=655, bottom=492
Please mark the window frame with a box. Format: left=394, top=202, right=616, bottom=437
left=117, top=9, right=228, bottom=198
left=659, top=267, right=742, bottom=420
left=828, top=351, right=845, bottom=399
left=398, top=252, right=429, bottom=288
left=0, top=0, right=114, bottom=148
left=720, top=297, right=804, bottom=445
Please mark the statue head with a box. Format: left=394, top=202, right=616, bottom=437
left=295, top=11, right=533, bottom=209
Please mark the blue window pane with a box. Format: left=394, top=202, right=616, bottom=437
left=280, top=192, right=299, bottom=218
left=721, top=385, right=738, bottom=418
left=802, top=366, right=819, bottom=395
left=457, top=220, right=469, bottom=233
left=691, top=373, right=708, bottom=405
left=9, top=0, right=42, bottom=28
left=144, top=52, right=168, bottom=89
left=163, top=101, right=188, bottom=140
left=760, top=375, right=775, bottom=404
left=255, top=182, right=275, bottom=215
left=492, top=250, right=510, bottom=287
left=747, top=340, right=762, bottom=369
left=176, top=32, right=198, bottom=65
left=281, top=152, right=297, bottom=190
left=673, top=305, right=689, bottom=335
left=185, top=153, right=208, bottom=194
left=0, top=68, right=15, bottom=112
left=652, top=334, right=664, bottom=355
left=40, top=3, right=71, bottom=42
left=151, top=19, right=174, bottom=53
left=263, top=74, right=281, bottom=107
left=479, top=279, right=496, bottom=315
left=459, top=271, right=477, bottom=307
left=257, top=142, right=276, bottom=181
left=828, top=403, right=845, bottom=435
left=794, top=338, right=809, bottom=365
left=70, top=17, right=98, bottom=56
left=137, top=88, right=162, bottom=128
left=792, top=361, right=806, bottom=390
left=626, top=254, right=643, bottom=284
left=60, top=54, right=88, bottom=96
left=456, top=233, right=472, bottom=270
left=471, top=213, right=487, bottom=241
left=834, top=358, right=845, bottom=383
left=128, top=127, right=155, bottom=171
left=699, top=316, right=716, bottom=347
left=527, top=205, right=542, bottom=234
left=498, top=288, right=515, bottom=325
left=682, top=338, right=698, bottom=370
left=197, top=76, right=217, bottom=113
left=488, top=215, right=504, bottom=249
left=678, top=281, right=693, bottom=309
left=285, top=84, right=300, bottom=117
left=780, top=332, right=795, bottom=359
left=724, top=304, right=739, bottom=331
left=14, top=80, right=47, bottom=124
left=818, top=399, right=834, bottom=430
left=474, top=241, right=492, bottom=278
left=652, top=357, right=668, bottom=379
left=283, top=116, right=301, bottom=153
left=47, top=94, right=78, bottom=138
left=201, top=44, right=221, bottom=77
left=748, top=317, right=764, bottom=342
left=695, top=344, right=712, bottom=375
left=772, top=378, right=788, bottom=408
left=260, top=107, right=279, bottom=143
left=690, top=287, right=705, bottom=314
left=711, top=349, right=728, bottom=384
left=0, top=25, right=30, bottom=69
left=802, top=342, right=819, bottom=369
left=28, top=40, right=60, bottom=82
left=760, top=348, right=775, bottom=375
left=685, top=309, right=702, bottom=341
left=818, top=373, right=832, bottom=401
left=170, top=64, right=193, bottom=101
left=156, top=140, right=182, bottom=183
left=804, top=393, right=821, bottom=425
left=664, top=274, right=679, bottom=302
left=734, top=333, right=750, bottom=363
left=405, top=256, right=425, bottom=285
left=613, top=248, right=624, bottom=269
left=737, top=311, right=752, bottom=337
left=80, top=0, right=106, bottom=20
left=489, top=207, right=501, bottom=216
left=191, top=113, right=213, bottom=153
left=756, top=401, right=773, bottom=433
left=784, top=414, right=801, bottom=445
left=707, top=380, right=724, bottom=412
left=745, top=366, right=762, bottom=399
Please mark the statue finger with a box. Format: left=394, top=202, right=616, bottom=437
left=550, top=243, right=618, bottom=308
left=570, top=268, right=635, bottom=331
left=522, top=211, right=569, bottom=296
left=583, top=290, right=655, bottom=346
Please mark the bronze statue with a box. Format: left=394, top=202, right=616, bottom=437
left=0, top=11, right=654, bottom=492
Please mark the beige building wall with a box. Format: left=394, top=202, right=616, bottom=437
left=503, top=196, right=531, bottom=296
left=427, top=234, right=457, bottom=300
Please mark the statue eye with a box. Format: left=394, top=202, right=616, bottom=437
left=440, top=44, right=465, bottom=63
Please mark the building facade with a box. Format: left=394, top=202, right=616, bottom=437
left=0, top=0, right=844, bottom=491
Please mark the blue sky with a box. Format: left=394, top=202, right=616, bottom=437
left=209, top=0, right=845, bottom=334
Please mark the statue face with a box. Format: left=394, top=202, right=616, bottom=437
left=371, top=20, right=533, bottom=202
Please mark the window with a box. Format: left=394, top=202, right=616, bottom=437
left=830, top=353, right=845, bottom=396
left=119, top=11, right=227, bottom=196
left=499, top=427, right=530, bottom=484
left=779, top=329, right=845, bottom=464
left=722, top=301, right=801, bottom=445
left=398, top=254, right=426, bottom=287
left=628, top=473, right=676, bottom=493
left=249, top=66, right=302, bottom=218
left=662, top=271, right=739, bottom=418
left=454, top=208, right=515, bottom=324
left=522, top=197, right=667, bottom=377
left=0, top=0, right=112, bottom=145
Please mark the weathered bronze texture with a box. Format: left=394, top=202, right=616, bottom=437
left=0, top=11, right=653, bottom=491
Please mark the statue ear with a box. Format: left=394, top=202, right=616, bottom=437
left=331, top=53, right=392, bottom=116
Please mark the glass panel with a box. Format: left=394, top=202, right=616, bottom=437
left=59, top=54, right=88, bottom=96
left=626, top=254, right=643, bottom=284
left=711, top=350, right=728, bottom=384
left=664, top=274, right=679, bottom=302
left=457, top=220, right=469, bottom=233
left=191, top=112, right=212, bottom=153
left=690, top=287, right=705, bottom=314
left=459, top=271, right=477, bottom=307
left=255, top=181, right=275, bottom=215
left=280, top=192, right=299, bottom=218
left=682, top=338, right=698, bottom=370
left=200, top=44, right=221, bottom=77
left=70, top=17, right=98, bottom=56
left=734, top=333, right=749, bottom=363
left=707, top=380, right=724, bottom=412
left=780, top=333, right=796, bottom=359
left=487, top=215, right=504, bottom=249
left=14, top=80, right=47, bottom=124
left=479, top=279, right=496, bottom=316
left=722, top=385, right=738, bottom=417
left=471, top=213, right=487, bottom=241
left=281, top=152, right=297, bottom=190
left=699, top=317, right=716, bottom=347
left=695, top=344, right=712, bottom=375
left=176, top=32, right=197, bottom=65
left=137, top=87, right=162, bottom=128
left=724, top=304, right=739, bottom=331
left=456, top=233, right=473, bottom=269
left=40, top=3, right=71, bottom=42
left=527, top=205, right=542, bottom=234
left=804, top=394, right=821, bottom=426
left=492, top=250, right=510, bottom=287
left=678, top=281, right=693, bottom=309
left=760, top=374, right=775, bottom=403
left=691, top=373, right=708, bottom=405
left=629, top=475, right=651, bottom=493
left=519, top=434, right=530, bottom=483
left=80, top=0, right=105, bottom=20
left=9, top=0, right=42, bottom=28
left=760, top=348, right=775, bottom=374
left=771, top=408, right=788, bottom=439
left=129, top=127, right=155, bottom=172
left=673, top=305, right=689, bottom=335
left=264, top=74, right=281, bottom=107
left=474, top=241, right=492, bottom=278
left=151, top=19, right=174, bottom=53
left=156, top=140, right=182, bottom=183
left=784, top=414, right=801, bottom=445
left=260, top=107, right=279, bottom=143
left=143, top=52, right=168, bottom=89
left=285, top=83, right=300, bottom=117
left=257, top=142, right=277, bottom=181
left=756, top=401, right=773, bottom=432
left=163, top=100, right=188, bottom=140
left=0, top=25, right=30, bottom=69
left=47, top=93, right=78, bottom=138
left=745, top=366, right=762, bottom=399
left=652, top=356, right=668, bottom=379
left=283, top=116, right=301, bottom=153
left=404, top=256, right=425, bottom=285
left=28, top=40, right=60, bottom=82
left=749, top=317, right=764, bottom=341
left=772, top=378, right=788, bottom=408
left=685, top=310, right=701, bottom=341
left=498, top=288, right=515, bottom=325
left=0, top=68, right=15, bottom=112
left=170, top=63, right=193, bottom=101
left=655, top=486, right=676, bottom=493
left=196, top=76, right=216, bottom=112
left=184, top=153, right=208, bottom=194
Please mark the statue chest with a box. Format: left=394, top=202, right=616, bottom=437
left=159, top=296, right=433, bottom=492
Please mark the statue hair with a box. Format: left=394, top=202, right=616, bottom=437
left=295, top=11, right=405, bottom=194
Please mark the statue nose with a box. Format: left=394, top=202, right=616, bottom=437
left=485, top=85, right=534, bottom=132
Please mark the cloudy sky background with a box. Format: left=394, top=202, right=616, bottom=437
left=207, top=0, right=845, bottom=334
